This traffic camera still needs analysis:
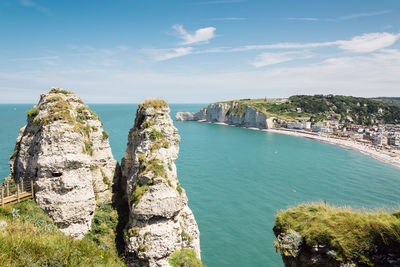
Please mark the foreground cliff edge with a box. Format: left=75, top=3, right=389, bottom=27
left=273, top=203, right=400, bottom=267
left=0, top=89, right=203, bottom=267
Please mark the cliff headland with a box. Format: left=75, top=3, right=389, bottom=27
left=176, top=96, right=400, bottom=168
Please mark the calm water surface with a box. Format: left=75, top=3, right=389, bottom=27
left=1, top=104, right=399, bottom=267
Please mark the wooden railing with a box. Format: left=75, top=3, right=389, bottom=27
left=1, top=178, right=34, bottom=208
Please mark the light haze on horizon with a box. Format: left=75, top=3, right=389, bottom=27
left=1, top=0, right=400, bottom=103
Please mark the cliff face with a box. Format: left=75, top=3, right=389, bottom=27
left=176, top=102, right=274, bottom=129
left=8, top=88, right=118, bottom=239
left=121, top=100, right=201, bottom=267
left=175, top=108, right=206, bottom=122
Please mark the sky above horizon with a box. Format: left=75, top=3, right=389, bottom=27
left=1, top=0, right=400, bottom=103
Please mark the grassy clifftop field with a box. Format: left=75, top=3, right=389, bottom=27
left=222, top=95, right=400, bottom=125
left=0, top=200, right=124, bottom=266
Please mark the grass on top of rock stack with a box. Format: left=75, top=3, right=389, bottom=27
left=138, top=99, right=168, bottom=109
left=169, top=249, right=204, bottom=267
left=0, top=200, right=125, bottom=267
left=274, top=202, right=400, bottom=266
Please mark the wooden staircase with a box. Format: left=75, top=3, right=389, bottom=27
left=1, top=179, right=34, bottom=208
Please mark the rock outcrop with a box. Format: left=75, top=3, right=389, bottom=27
left=121, top=100, right=201, bottom=267
left=7, top=88, right=118, bottom=239
left=176, top=102, right=274, bottom=129
left=175, top=108, right=207, bottom=121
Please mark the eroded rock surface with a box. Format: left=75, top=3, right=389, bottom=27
left=121, top=100, right=201, bottom=267
left=176, top=102, right=274, bottom=129
left=7, top=88, right=118, bottom=238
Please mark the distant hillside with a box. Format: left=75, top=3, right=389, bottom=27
left=372, top=97, right=400, bottom=106
left=224, top=95, right=400, bottom=125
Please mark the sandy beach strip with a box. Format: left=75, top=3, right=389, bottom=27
left=265, top=128, right=400, bottom=169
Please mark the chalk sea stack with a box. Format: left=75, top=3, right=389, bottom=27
left=121, top=99, right=201, bottom=267
left=7, top=88, right=118, bottom=239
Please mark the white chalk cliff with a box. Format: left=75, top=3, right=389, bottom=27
left=176, top=102, right=274, bottom=129
left=7, top=88, right=118, bottom=239
left=121, top=100, right=201, bottom=267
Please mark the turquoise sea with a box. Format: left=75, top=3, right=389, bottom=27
left=1, top=104, right=400, bottom=267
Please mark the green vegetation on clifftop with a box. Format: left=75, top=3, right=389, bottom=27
left=0, top=200, right=124, bottom=266
left=274, top=203, right=400, bottom=265
left=222, top=95, right=400, bottom=125
left=169, top=249, right=204, bottom=267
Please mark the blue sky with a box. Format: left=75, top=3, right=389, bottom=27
left=1, top=0, right=399, bottom=103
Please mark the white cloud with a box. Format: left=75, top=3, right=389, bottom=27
left=287, top=10, right=391, bottom=22
left=2, top=49, right=400, bottom=103
left=251, top=51, right=312, bottom=67
left=337, top=32, right=400, bottom=53
left=145, top=47, right=194, bottom=61
left=196, top=32, right=400, bottom=54
left=336, top=10, right=391, bottom=21
left=18, top=0, right=52, bottom=15
left=173, top=24, right=216, bottom=45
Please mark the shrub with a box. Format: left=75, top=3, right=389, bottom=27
left=100, top=169, right=111, bottom=188
left=163, top=141, right=169, bottom=148
left=176, top=183, right=182, bottom=195
left=150, top=128, right=164, bottom=140
left=127, top=226, right=139, bottom=237
left=131, top=182, right=150, bottom=206
left=181, top=229, right=193, bottom=243
left=27, top=106, right=39, bottom=118
left=141, top=120, right=156, bottom=129
left=169, top=249, right=203, bottom=267
left=85, top=202, right=119, bottom=256
left=84, top=140, right=94, bottom=156
left=138, top=244, right=149, bottom=252
left=137, top=153, right=147, bottom=168
left=9, top=149, right=18, bottom=159
left=33, top=118, right=41, bottom=125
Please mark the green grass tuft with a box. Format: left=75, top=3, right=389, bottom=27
left=9, top=149, right=18, bottom=159
left=83, top=140, right=94, bottom=156
left=131, top=182, right=150, bottom=206
left=169, top=249, right=204, bottom=267
left=150, top=128, right=164, bottom=140
left=176, top=183, right=182, bottom=195
left=138, top=99, right=168, bottom=109
left=100, top=169, right=111, bottom=189
left=102, top=130, right=109, bottom=141
left=27, top=106, right=39, bottom=118
left=141, top=120, right=156, bottom=129
left=181, top=229, right=193, bottom=243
